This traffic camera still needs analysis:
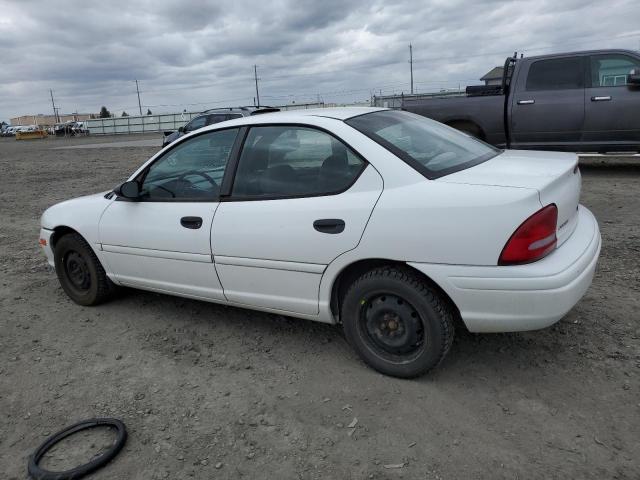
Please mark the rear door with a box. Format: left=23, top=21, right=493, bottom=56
left=211, top=125, right=383, bottom=315
left=583, top=53, right=640, bottom=149
left=510, top=55, right=586, bottom=148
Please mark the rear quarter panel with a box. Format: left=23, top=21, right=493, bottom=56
left=354, top=180, right=543, bottom=266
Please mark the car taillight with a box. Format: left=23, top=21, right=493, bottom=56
left=498, top=204, right=558, bottom=266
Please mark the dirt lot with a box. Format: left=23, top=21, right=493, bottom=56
left=0, top=135, right=638, bottom=479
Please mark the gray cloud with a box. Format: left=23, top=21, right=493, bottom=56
left=1, top=0, right=639, bottom=120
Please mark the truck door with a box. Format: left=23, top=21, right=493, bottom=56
left=583, top=53, right=640, bottom=150
left=510, top=56, right=586, bottom=149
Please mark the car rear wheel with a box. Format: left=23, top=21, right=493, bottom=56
left=54, top=233, right=116, bottom=306
left=341, top=266, right=454, bottom=378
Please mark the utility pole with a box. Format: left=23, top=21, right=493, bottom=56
left=135, top=79, right=143, bottom=116
left=49, top=89, right=59, bottom=122
left=254, top=65, right=260, bottom=107
left=409, top=44, right=414, bottom=94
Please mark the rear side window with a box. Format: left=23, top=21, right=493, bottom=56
left=590, top=54, right=640, bottom=87
left=184, top=115, right=207, bottom=132
left=526, top=57, right=584, bottom=91
left=207, top=114, right=244, bottom=125
left=346, top=110, right=499, bottom=179
left=232, top=126, right=365, bottom=198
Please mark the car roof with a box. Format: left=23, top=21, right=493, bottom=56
left=225, top=106, right=386, bottom=123
left=179, top=107, right=389, bottom=139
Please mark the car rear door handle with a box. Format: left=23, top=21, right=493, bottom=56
left=313, top=219, right=345, bottom=234
left=180, top=216, right=203, bottom=229
left=517, top=99, right=535, bottom=105
left=591, top=96, right=612, bottom=101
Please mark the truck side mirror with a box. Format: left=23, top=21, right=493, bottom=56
left=178, top=126, right=185, bottom=133
left=628, top=69, right=640, bottom=86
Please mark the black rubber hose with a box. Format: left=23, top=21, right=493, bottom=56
left=27, top=418, right=127, bottom=480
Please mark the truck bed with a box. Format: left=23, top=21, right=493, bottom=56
left=402, top=94, right=507, bottom=147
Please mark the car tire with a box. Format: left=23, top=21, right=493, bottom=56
left=54, top=233, right=116, bottom=306
left=341, top=266, right=454, bottom=378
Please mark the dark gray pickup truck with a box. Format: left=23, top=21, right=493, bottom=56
left=403, top=49, right=640, bottom=152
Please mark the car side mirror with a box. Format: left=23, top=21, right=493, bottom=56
left=628, top=69, right=640, bottom=85
left=117, top=180, right=141, bottom=200
left=178, top=126, right=185, bottom=133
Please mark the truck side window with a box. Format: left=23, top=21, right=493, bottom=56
left=526, top=57, right=584, bottom=91
left=590, top=54, right=640, bottom=87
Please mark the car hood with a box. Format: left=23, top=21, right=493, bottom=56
left=163, top=130, right=181, bottom=145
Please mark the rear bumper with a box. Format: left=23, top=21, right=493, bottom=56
left=409, top=205, right=601, bottom=332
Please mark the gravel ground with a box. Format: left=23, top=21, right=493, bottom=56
left=0, top=135, right=638, bottom=479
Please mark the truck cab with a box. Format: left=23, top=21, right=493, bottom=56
left=402, top=49, right=640, bottom=153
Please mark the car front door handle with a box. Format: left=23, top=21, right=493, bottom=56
left=517, top=99, right=535, bottom=105
left=591, top=96, right=612, bottom=101
left=180, top=216, right=203, bottom=229
left=313, top=219, right=345, bottom=234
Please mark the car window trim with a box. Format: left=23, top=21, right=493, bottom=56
left=119, top=126, right=241, bottom=203
left=221, top=123, right=369, bottom=203
left=587, top=53, right=640, bottom=89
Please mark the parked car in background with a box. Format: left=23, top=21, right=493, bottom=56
left=71, top=121, right=89, bottom=135
left=403, top=49, right=640, bottom=153
left=162, top=107, right=279, bottom=147
left=2, top=126, right=18, bottom=136
left=40, top=108, right=600, bottom=378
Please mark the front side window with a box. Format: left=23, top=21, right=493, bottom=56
left=140, top=129, right=238, bottom=200
left=184, top=115, right=207, bottom=132
left=590, top=54, right=640, bottom=87
left=346, top=110, right=499, bottom=179
left=526, top=57, right=585, bottom=91
left=232, top=126, right=365, bottom=198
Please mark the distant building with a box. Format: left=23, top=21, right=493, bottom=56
left=10, top=113, right=93, bottom=126
left=480, top=67, right=504, bottom=85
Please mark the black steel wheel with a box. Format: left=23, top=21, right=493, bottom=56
left=360, top=293, right=425, bottom=361
left=54, top=233, right=116, bottom=306
left=342, top=266, right=455, bottom=378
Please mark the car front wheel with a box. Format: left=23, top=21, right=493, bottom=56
left=54, top=233, right=116, bottom=306
left=341, top=266, right=455, bottom=378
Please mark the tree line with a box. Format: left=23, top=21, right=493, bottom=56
left=99, top=106, right=152, bottom=118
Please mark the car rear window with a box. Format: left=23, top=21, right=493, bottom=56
left=346, top=110, right=499, bottom=179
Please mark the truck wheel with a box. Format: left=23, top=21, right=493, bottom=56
left=449, top=121, right=483, bottom=140
left=341, top=266, right=455, bottom=378
left=54, top=233, right=116, bottom=306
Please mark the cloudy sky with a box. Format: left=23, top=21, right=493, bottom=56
left=1, top=0, right=639, bottom=121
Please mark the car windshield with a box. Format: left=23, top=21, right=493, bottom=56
left=346, top=110, right=500, bottom=179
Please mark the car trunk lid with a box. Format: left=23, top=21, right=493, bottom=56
left=438, top=150, right=581, bottom=247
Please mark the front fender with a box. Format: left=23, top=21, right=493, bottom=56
left=40, top=192, right=114, bottom=247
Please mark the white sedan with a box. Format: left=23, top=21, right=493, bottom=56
left=39, top=108, right=601, bottom=377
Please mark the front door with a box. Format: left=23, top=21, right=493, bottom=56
left=212, top=125, right=383, bottom=315
left=583, top=53, right=640, bottom=149
left=510, top=55, right=586, bottom=148
left=99, top=128, right=239, bottom=300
